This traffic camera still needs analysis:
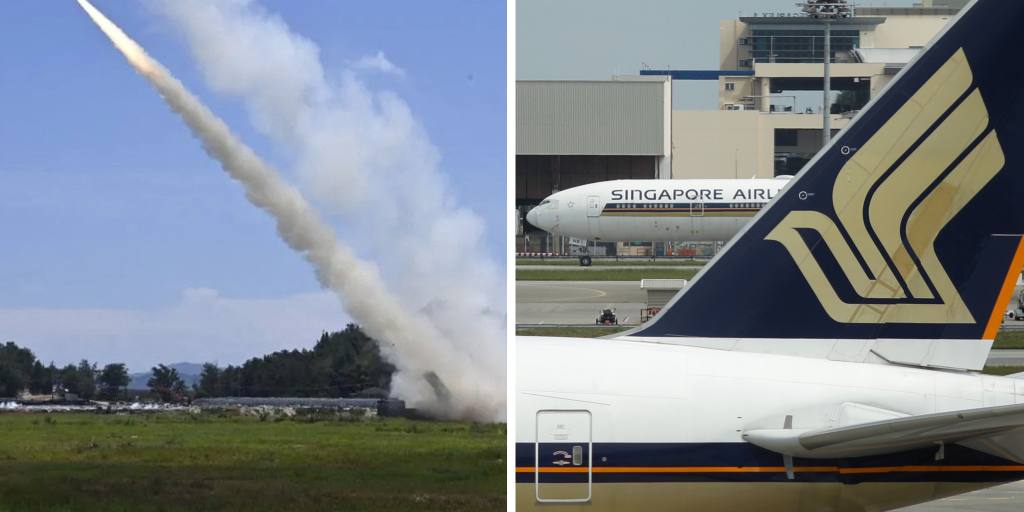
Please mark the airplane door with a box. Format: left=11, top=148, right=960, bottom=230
left=690, top=201, right=704, bottom=236
left=586, top=196, right=602, bottom=240
left=535, top=410, right=592, bottom=503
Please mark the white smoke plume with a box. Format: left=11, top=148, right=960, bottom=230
left=352, top=51, right=406, bottom=77
left=76, top=0, right=504, bottom=421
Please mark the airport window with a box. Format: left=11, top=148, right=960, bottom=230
left=776, top=129, right=799, bottom=147
left=750, top=29, right=860, bottom=64
left=725, top=82, right=736, bottom=92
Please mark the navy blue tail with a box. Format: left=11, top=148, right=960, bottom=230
left=637, top=0, right=1024, bottom=341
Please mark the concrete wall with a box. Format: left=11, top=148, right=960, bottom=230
left=754, top=62, right=886, bottom=78
left=921, top=0, right=968, bottom=8
left=517, top=80, right=667, bottom=156
left=671, top=111, right=767, bottom=179
left=672, top=111, right=853, bottom=179
left=719, top=20, right=750, bottom=69
left=718, top=77, right=757, bottom=110
left=659, top=78, right=673, bottom=178
left=862, top=14, right=954, bottom=49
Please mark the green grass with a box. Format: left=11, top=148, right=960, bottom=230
left=982, top=366, right=1024, bottom=376
left=993, top=330, right=1024, bottom=349
left=516, top=258, right=706, bottom=267
left=0, top=413, right=504, bottom=512
left=516, top=326, right=631, bottom=338
left=516, top=268, right=699, bottom=281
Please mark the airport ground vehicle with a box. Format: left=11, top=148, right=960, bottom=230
left=1008, top=290, right=1024, bottom=320
left=595, top=309, right=617, bottom=326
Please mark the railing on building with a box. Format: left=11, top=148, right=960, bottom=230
left=739, top=33, right=861, bottom=66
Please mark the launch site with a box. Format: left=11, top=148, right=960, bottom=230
left=0, top=0, right=504, bottom=510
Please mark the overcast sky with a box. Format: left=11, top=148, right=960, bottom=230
left=517, top=0, right=917, bottom=109
left=0, top=1, right=504, bottom=371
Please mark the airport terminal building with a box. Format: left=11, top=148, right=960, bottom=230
left=516, top=1, right=964, bottom=253
left=673, top=4, right=961, bottom=178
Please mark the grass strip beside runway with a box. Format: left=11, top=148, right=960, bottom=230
left=994, top=331, right=1024, bottom=349
left=516, top=268, right=699, bottom=282
left=982, top=366, right=1024, bottom=376
left=516, top=258, right=707, bottom=267
left=0, top=413, right=504, bottom=512
left=517, top=326, right=631, bottom=338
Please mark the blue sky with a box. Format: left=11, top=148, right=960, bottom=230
left=0, top=1, right=505, bottom=370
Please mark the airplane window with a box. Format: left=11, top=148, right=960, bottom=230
left=539, top=199, right=550, bottom=206
left=547, top=200, right=558, bottom=209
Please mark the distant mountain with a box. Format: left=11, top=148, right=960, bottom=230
left=128, top=362, right=203, bottom=390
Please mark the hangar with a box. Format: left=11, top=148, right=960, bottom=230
left=516, top=78, right=671, bottom=254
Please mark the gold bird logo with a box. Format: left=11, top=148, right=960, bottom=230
left=766, top=49, right=1005, bottom=324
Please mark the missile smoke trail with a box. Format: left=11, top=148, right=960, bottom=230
left=76, top=0, right=503, bottom=420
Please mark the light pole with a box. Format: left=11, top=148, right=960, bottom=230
left=823, top=19, right=831, bottom=146
left=799, top=1, right=855, bottom=146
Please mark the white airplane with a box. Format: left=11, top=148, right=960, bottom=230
left=516, top=1, right=1024, bottom=510
left=525, top=178, right=790, bottom=264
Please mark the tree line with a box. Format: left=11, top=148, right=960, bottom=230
left=0, top=342, right=129, bottom=400
left=0, top=324, right=393, bottom=402
left=193, top=324, right=394, bottom=399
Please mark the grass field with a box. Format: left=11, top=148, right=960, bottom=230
left=516, top=326, right=630, bottom=338
left=994, top=330, right=1024, bottom=349
left=981, top=366, right=1024, bottom=376
left=0, top=413, right=504, bottom=512
left=516, top=258, right=706, bottom=267
left=516, top=268, right=699, bottom=281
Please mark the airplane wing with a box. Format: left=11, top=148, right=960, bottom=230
left=743, top=402, right=1024, bottom=462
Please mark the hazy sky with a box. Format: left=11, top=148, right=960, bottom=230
left=0, top=1, right=504, bottom=371
left=517, top=0, right=916, bottom=109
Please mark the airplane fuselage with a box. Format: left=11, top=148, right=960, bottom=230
left=526, top=178, right=790, bottom=243
left=516, top=336, right=1024, bottom=511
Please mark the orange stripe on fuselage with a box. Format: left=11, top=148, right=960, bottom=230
left=515, top=465, right=1024, bottom=474
left=983, top=236, right=1024, bottom=340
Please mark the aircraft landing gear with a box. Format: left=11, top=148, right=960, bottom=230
left=579, top=255, right=592, bottom=267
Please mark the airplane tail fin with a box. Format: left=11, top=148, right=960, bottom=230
left=632, top=0, right=1024, bottom=356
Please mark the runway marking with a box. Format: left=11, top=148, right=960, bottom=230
left=517, top=283, right=622, bottom=303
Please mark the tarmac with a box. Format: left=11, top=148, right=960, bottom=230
left=986, top=350, right=1024, bottom=367
left=517, top=280, right=1024, bottom=368
left=895, top=481, right=1024, bottom=511
left=516, top=281, right=646, bottom=325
